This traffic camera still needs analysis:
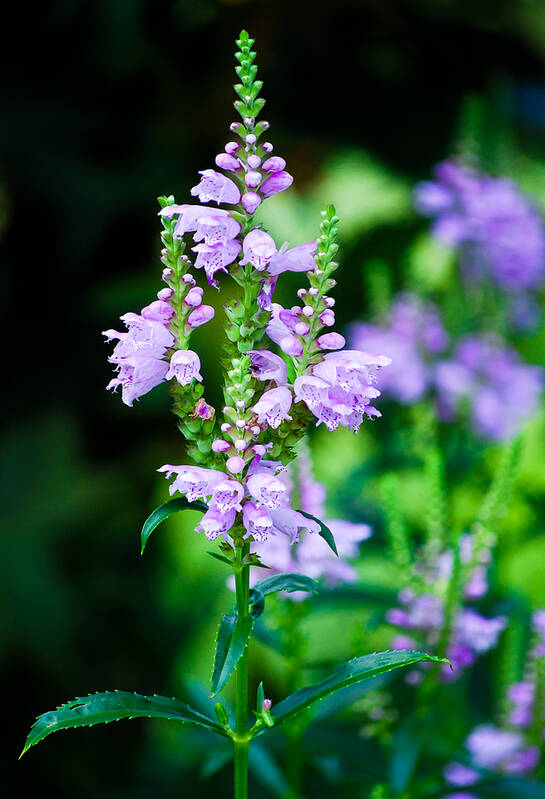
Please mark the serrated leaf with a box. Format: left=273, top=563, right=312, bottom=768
left=297, top=511, right=338, bottom=555
left=141, top=497, right=208, bottom=553
left=264, top=651, right=448, bottom=730
left=21, top=690, right=227, bottom=756
left=253, top=573, right=319, bottom=596
left=211, top=614, right=254, bottom=697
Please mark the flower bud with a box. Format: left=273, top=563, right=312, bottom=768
left=323, top=296, right=335, bottom=307
left=262, top=156, right=286, bottom=173
left=245, top=170, right=262, bottom=188
left=236, top=419, right=246, bottom=428
left=294, top=321, right=309, bottom=335
left=182, top=273, right=196, bottom=284
left=296, top=288, right=307, bottom=299
left=162, top=267, right=174, bottom=281
left=317, top=332, right=345, bottom=350
left=245, top=134, right=257, bottom=145
left=235, top=400, right=245, bottom=409
left=261, top=142, right=273, bottom=153
left=184, top=286, right=204, bottom=307
left=241, top=192, right=262, bottom=214
left=250, top=425, right=261, bottom=435
left=224, top=141, right=240, bottom=155
left=247, top=154, right=261, bottom=169
left=280, top=335, right=303, bottom=356
left=302, top=306, right=314, bottom=317
left=319, top=309, right=335, bottom=326
left=187, top=304, right=215, bottom=328
left=220, top=423, right=232, bottom=433
left=215, top=152, right=240, bottom=172
left=260, top=170, right=293, bottom=198
left=157, top=287, right=173, bottom=301
left=226, top=455, right=245, bottom=474
left=234, top=439, right=247, bottom=451
left=262, top=699, right=272, bottom=712
left=212, top=439, right=231, bottom=452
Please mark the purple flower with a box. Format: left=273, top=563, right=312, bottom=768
left=295, top=350, right=391, bottom=433
left=242, top=502, right=273, bottom=543
left=210, top=480, right=244, bottom=512
left=159, top=204, right=231, bottom=238
left=260, top=170, right=293, bottom=198
left=187, top=305, right=215, bottom=328
left=157, top=463, right=225, bottom=501
left=247, top=472, right=287, bottom=509
left=190, top=169, right=241, bottom=205
left=192, top=239, right=241, bottom=285
left=241, top=192, right=262, bottom=214
left=466, top=725, right=525, bottom=771
left=106, top=356, right=169, bottom=407
left=141, top=300, right=175, bottom=324
left=166, top=350, right=203, bottom=385
left=240, top=229, right=277, bottom=271
left=193, top=213, right=241, bottom=246
left=195, top=506, right=237, bottom=540
left=262, top=156, right=286, bottom=173
left=415, top=161, right=545, bottom=291
left=248, top=350, right=288, bottom=384
left=316, top=332, right=345, bottom=350
left=435, top=335, right=542, bottom=441
left=184, top=286, right=204, bottom=307
left=251, top=387, right=293, bottom=429
left=444, top=763, right=480, bottom=787
left=267, top=242, right=316, bottom=276
left=349, top=293, right=448, bottom=404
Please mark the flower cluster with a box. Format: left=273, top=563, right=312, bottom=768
left=436, top=335, right=542, bottom=442
left=251, top=443, right=372, bottom=588
left=351, top=296, right=542, bottom=441
left=349, top=293, right=448, bottom=404
left=101, top=31, right=392, bottom=549
left=443, top=611, right=545, bottom=797
left=387, top=532, right=506, bottom=681
left=414, top=161, right=545, bottom=292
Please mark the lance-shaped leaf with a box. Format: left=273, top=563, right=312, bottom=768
left=141, top=497, right=208, bottom=553
left=253, top=572, right=319, bottom=597
left=264, top=650, right=449, bottom=730
left=297, top=510, right=338, bottom=555
left=211, top=614, right=254, bottom=697
left=21, top=690, right=228, bottom=756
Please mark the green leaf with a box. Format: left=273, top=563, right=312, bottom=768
left=21, top=690, right=227, bottom=756
left=208, top=551, right=233, bottom=566
left=211, top=614, right=254, bottom=697
left=141, top=497, right=208, bottom=553
left=297, top=511, right=338, bottom=555
left=253, top=572, right=319, bottom=596
left=265, top=651, right=448, bottom=729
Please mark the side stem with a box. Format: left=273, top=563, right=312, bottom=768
left=234, top=544, right=250, bottom=799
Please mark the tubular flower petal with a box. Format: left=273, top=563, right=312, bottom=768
left=247, top=472, right=287, bottom=509
left=260, top=170, right=293, bottom=198
left=190, top=169, right=241, bottom=205
left=251, top=387, right=293, bottom=429
left=166, top=350, right=203, bottom=385
left=157, top=464, right=226, bottom=502
left=248, top=350, right=288, bottom=384
left=196, top=507, right=237, bottom=540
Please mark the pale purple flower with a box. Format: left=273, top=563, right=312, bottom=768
left=247, top=472, right=287, bottom=509
left=159, top=204, right=230, bottom=238
left=212, top=439, right=231, bottom=453
left=435, top=335, right=542, bottom=441
left=195, top=506, right=237, bottom=541
left=508, top=682, right=534, bottom=727
left=415, top=161, right=545, bottom=291
left=106, top=356, right=169, bottom=407
left=166, top=350, right=203, bottom=385
left=192, top=239, right=241, bottom=285
left=248, top=350, right=288, bottom=384
left=157, top=463, right=225, bottom=502
left=349, top=293, right=448, bottom=404
left=240, top=229, right=277, bottom=271
left=193, top=213, right=241, bottom=246
left=210, top=480, right=244, bottom=513
left=251, top=387, right=293, bottom=429
left=267, top=241, right=316, bottom=276
left=317, top=332, right=345, bottom=350
left=215, top=152, right=240, bottom=171
left=443, top=763, right=480, bottom=787
left=242, top=502, right=273, bottom=543
left=226, top=455, right=245, bottom=474
left=260, top=170, right=293, bottom=198
left=187, top=305, right=215, bottom=328
left=190, top=169, right=241, bottom=205
left=466, top=725, right=525, bottom=771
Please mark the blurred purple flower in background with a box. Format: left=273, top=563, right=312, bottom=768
left=414, top=161, right=545, bottom=291
left=349, top=293, right=448, bottom=404
left=436, top=335, right=542, bottom=441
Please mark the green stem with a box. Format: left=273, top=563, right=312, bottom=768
left=234, top=544, right=250, bottom=799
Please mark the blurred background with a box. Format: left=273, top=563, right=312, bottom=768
left=3, top=1, right=545, bottom=796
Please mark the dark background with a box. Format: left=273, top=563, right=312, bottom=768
left=3, top=1, right=545, bottom=796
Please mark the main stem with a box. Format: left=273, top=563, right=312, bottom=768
left=234, top=544, right=250, bottom=799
